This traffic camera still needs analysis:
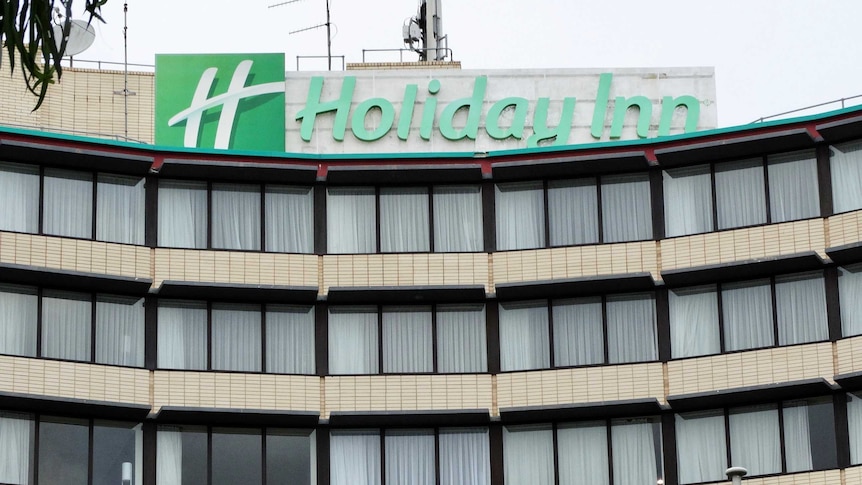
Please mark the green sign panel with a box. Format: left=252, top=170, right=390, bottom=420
left=155, top=53, right=286, bottom=151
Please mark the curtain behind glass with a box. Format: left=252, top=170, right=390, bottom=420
left=715, top=158, right=766, bottom=229
left=601, top=173, right=652, bottom=243
left=548, top=178, right=598, bottom=246
left=380, top=187, right=430, bottom=253
left=158, top=180, right=207, bottom=249
left=385, top=430, right=435, bottom=485
left=329, top=307, right=378, bottom=374
left=768, top=150, right=820, bottom=223
left=839, top=264, right=862, bottom=337
left=436, top=304, right=487, bottom=373
left=499, top=302, right=549, bottom=371
left=606, top=293, right=656, bottom=364
left=0, top=284, right=37, bottom=357
left=42, top=290, right=91, bottom=361
left=265, top=185, right=313, bottom=253
left=496, top=182, right=544, bottom=250
left=553, top=297, right=603, bottom=366
left=96, top=174, right=144, bottom=245
left=43, top=168, right=93, bottom=239
left=675, top=411, right=725, bottom=484
left=0, top=162, right=39, bottom=233
left=729, top=405, right=781, bottom=476
left=663, top=165, right=714, bottom=237
left=503, top=425, right=554, bottom=485
left=156, top=427, right=182, bottom=485
left=433, top=186, right=483, bottom=252
left=831, top=141, right=862, bottom=213
left=775, top=272, right=828, bottom=345
left=0, top=412, right=32, bottom=485
left=327, top=187, right=376, bottom=254
left=330, top=431, right=381, bottom=485
left=557, top=422, right=609, bottom=485
left=382, top=307, right=432, bottom=373
left=212, top=183, right=261, bottom=250
left=783, top=402, right=813, bottom=473
left=669, top=285, right=720, bottom=358
left=611, top=419, right=662, bottom=485
left=212, top=304, right=261, bottom=372
left=848, top=393, right=862, bottom=464
left=157, top=300, right=207, bottom=370
left=95, top=295, right=144, bottom=367
left=722, top=279, right=774, bottom=351
left=439, top=428, right=490, bottom=485
left=266, top=305, right=315, bottom=374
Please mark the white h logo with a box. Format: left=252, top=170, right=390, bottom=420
left=168, top=60, right=285, bottom=149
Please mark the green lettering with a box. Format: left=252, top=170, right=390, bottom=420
left=486, top=97, right=528, bottom=140
left=527, top=97, right=576, bottom=147
left=351, top=98, right=395, bottom=142
left=610, top=95, right=651, bottom=139
left=591, top=73, right=613, bottom=139
left=439, top=76, right=487, bottom=141
left=295, top=76, right=355, bottom=142
left=658, top=95, right=700, bottom=136
left=420, top=80, right=440, bottom=141
left=397, top=85, right=419, bottom=141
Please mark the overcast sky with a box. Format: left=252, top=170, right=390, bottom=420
left=76, top=0, right=862, bottom=128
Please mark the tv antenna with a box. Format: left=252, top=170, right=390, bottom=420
left=269, top=0, right=334, bottom=71
left=404, top=0, right=447, bottom=61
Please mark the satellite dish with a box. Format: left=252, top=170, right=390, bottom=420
left=52, top=19, right=96, bottom=57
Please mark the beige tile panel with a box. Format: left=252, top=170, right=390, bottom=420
left=152, top=371, right=320, bottom=413
left=836, top=336, right=862, bottom=376
left=846, top=466, right=862, bottom=485
left=153, top=249, right=318, bottom=288
left=710, top=470, right=843, bottom=485
left=496, top=364, right=665, bottom=413
left=667, top=343, right=835, bottom=396
left=321, top=253, right=489, bottom=294
left=323, top=374, right=493, bottom=418
left=0, top=355, right=150, bottom=407
left=0, top=232, right=151, bottom=281
left=491, top=242, right=659, bottom=288
left=661, top=219, right=827, bottom=273
left=829, top=211, right=862, bottom=249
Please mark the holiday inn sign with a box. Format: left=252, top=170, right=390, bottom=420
left=155, top=53, right=717, bottom=154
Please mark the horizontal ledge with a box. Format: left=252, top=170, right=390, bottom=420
left=158, top=158, right=318, bottom=184
left=499, top=398, right=663, bottom=424
left=835, top=370, right=862, bottom=391
left=653, top=128, right=813, bottom=167
left=495, top=272, right=655, bottom=301
left=328, top=409, right=491, bottom=428
left=667, top=377, right=834, bottom=412
left=826, top=241, right=862, bottom=266
left=157, top=281, right=319, bottom=304
left=0, top=139, right=154, bottom=176
left=155, top=406, right=320, bottom=427
left=0, top=390, right=151, bottom=421
left=0, top=262, right=152, bottom=295
left=325, top=285, right=487, bottom=304
left=326, top=164, right=483, bottom=184
left=491, top=151, right=649, bottom=180
left=817, top=113, right=862, bottom=143
left=661, top=251, right=825, bottom=288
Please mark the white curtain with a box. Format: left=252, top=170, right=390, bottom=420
left=830, top=141, right=862, bottom=213
left=157, top=300, right=208, bottom=370
left=0, top=412, right=32, bottom=485
left=212, top=183, right=261, bottom=250
left=768, top=150, right=820, bottom=223
left=839, top=264, right=862, bottom=337
left=330, top=431, right=381, bottom=485
left=714, top=158, right=766, bottom=230
left=0, top=161, right=39, bottom=233
left=601, top=173, right=652, bottom=243
left=729, top=405, right=781, bottom=476
left=503, top=425, right=554, bottom=485
left=385, top=430, right=435, bottom=485
left=156, top=427, right=182, bottom=485
left=328, top=307, right=378, bottom=374
left=212, top=304, right=261, bottom=372
left=848, top=392, right=862, bottom=464
left=499, top=301, right=549, bottom=371
left=266, top=305, right=315, bottom=374
left=663, top=165, right=714, bottom=237
left=669, top=286, right=720, bottom=358
left=675, top=412, right=726, bottom=484
left=557, top=422, right=609, bottom=485
left=95, top=295, right=144, bottom=367
left=496, top=182, right=544, bottom=250
left=96, top=174, right=145, bottom=245
left=380, top=187, right=430, bottom=253
left=265, top=185, right=313, bottom=253
left=41, top=291, right=91, bottom=361
left=439, top=428, right=490, bottom=485
left=611, top=419, right=662, bottom=485
left=158, top=180, right=207, bottom=249
left=783, top=402, right=813, bottom=473
left=382, top=307, right=432, bottom=373
left=43, top=168, right=93, bottom=239
left=722, top=279, right=774, bottom=351
left=553, top=297, right=603, bottom=366
left=328, top=187, right=376, bottom=254
left=775, top=272, right=828, bottom=345
left=606, top=293, right=656, bottom=364
left=436, top=304, right=487, bottom=373
left=0, top=284, right=37, bottom=357
left=548, top=178, right=599, bottom=246
left=433, top=185, right=483, bottom=252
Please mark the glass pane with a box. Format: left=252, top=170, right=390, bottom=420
left=157, top=300, right=207, bottom=370
left=503, top=425, right=553, bottom=485
left=557, top=421, right=609, bottom=485
left=157, top=425, right=207, bottom=485
left=212, top=428, right=262, bottom=485
left=158, top=180, right=207, bottom=249
left=548, top=178, right=598, bottom=246
left=43, top=168, right=93, bottom=239
left=0, top=284, right=37, bottom=357
left=266, top=305, right=315, bottom=374
left=96, top=295, right=145, bottom=367
left=831, top=140, right=862, bottom=213
left=0, top=161, right=39, bottom=233
left=327, top=187, right=376, bottom=254
left=41, top=290, right=91, bottom=362
left=601, top=173, right=652, bottom=243
left=96, top=174, right=145, bottom=245
left=848, top=392, right=862, bottom=464
left=436, top=304, right=487, bottom=373
left=729, top=405, right=780, bottom=476
left=328, top=307, right=378, bottom=374
left=611, top=418, right=663, bottom=485
left=385, top=430, right=435, bottom=485
left=38, top=417, right=89, bottom=485
left=675, top=411, right=725, bottom=484
left=606, top=293, right=657, bottom=364
left=768, top=150, right=820, bottom=223
left=663, top=165, right=713, bottom=237
left=0, top=411, right=34, bottom=485
left=499, top=301, right=549, bottom=371
left=775, top=271, right=828, bottom=345
left=715, top=158, right=766, bottom=230
left=669, top=285, right=719, bottom=358
left=212, top=303, right=262, bottom=372
left=212, top=183, right=261, bottom=250
left=433, top=185, right=483, bottom=252
left=783, top=398, right=836, bottom=473
left=496, top=181, right=544, bottom=250
left=553, top=297, right=603, bottom=366
left=840, top=264, right=862, bottom=337
left=439, top=428, right=490, bottom=485
left=722, top=279, right=774, bottom=351
left=382, top=307, right=432, bottom=373
left=267, top=430, right=314, bottom=485
left=380, top=187, right=430, bottom=253
left=330, top=430, right=381, bottom=485
left=265, top=185, right=313, bottom=253
left=93, top=421, right=142, bottom=485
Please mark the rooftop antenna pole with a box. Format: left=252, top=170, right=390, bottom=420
left=268, top=0, right=334, bottom=71
left=113, top=2, right=136, bottom=140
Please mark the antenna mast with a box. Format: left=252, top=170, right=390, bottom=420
left=404, top=0, right=447, bottom=61
left=269, top=0, right=334, bottom=71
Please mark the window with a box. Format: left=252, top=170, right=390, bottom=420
left=601, top=173, right=652, bottom=243
left=0, top=161, right=39, bottom=233
left=715, top=158, right=766, bottom=229
left=327, top=187, right=376, bottom=254
left=266, top=185, right=314, bottom=253
left=669, top=285, right=720, bottom=358
left=548, top=178, right=599, bottom=246
left=663, top=165, right=713, bottom=237
left=43, top=168, right=93, bottom=239
left=212, top=183, right=261, bottom=250
left=840, top=264, right=862, bottom=337
left=212, top=303, right=262, bottom=372
left=380, top=187, right=430, bottom=252
left=498, top=301, right=549, bottom=371
left=496, top=181, right=545, bottom=250
left=96, top=174, right=145, bottom=245
left=767, top=150, right=820, bottom=223
left=433, top=185, right=483, bottom=252
left=0, top=411, right=35, bottom=485
left=158, top=180, right=208, bottom=249
left=0, top=283, right=37, bottom=357
left=95, top=295, right=145, bottom=367
left=830, top=140, right=862, bottom=213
